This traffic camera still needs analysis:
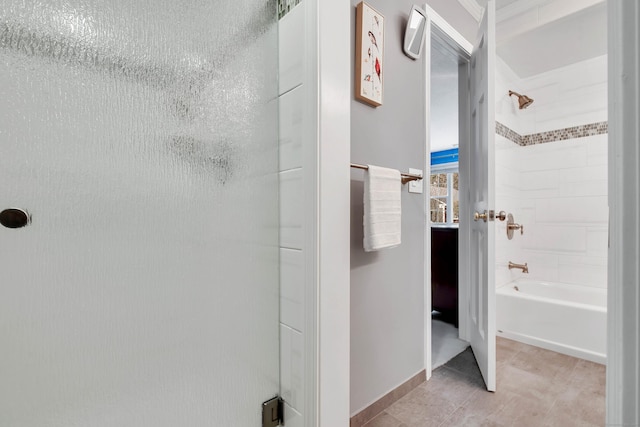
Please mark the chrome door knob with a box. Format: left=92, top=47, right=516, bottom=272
left=0, top=208, right=31, bottom=229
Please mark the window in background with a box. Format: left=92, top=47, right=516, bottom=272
left=430, top=148, right=459, bottom=225
left=430, top=170, right=459, bottom=224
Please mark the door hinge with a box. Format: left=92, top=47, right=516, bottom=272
left=262, top=396, right=284, bottom=427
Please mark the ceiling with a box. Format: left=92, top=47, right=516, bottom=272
left=460, top=0, right=607, bottom=78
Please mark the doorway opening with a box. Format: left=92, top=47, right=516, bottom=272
left=422, top=2, right=609, bottom=421
left=428, top=28, right=472, bottom=370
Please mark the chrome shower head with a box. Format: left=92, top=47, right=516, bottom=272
left=509, top=90, right=534, bottom=109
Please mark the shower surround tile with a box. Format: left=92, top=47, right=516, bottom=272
left=280, top=248, right=304, bottom=332
left=280, top=168, right=303, bottom=249
left=279, top=86, right=304, bottom=171
left=278, top=1, right=307, bottom=422
left=496, top=121, right=608, bottom=146
left=495, top=122, right=523, bottom=145
left=279, top=2, right=305, bottom=94
left=280, top=324, right=304, bottom=412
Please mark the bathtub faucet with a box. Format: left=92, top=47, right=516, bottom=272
left=508, top=261, right=529, bottom=273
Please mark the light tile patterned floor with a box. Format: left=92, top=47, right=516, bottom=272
left=432, top=319, right=469, bottom=369
left=363, top=338, right=605, bottom=427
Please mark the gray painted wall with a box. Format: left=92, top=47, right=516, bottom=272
left=350, top=0, right=427, bottom=414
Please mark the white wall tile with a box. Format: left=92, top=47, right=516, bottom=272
left=532, top=84, right=607, bottom=133
left=519, top=251, right=560, bottom=281
left=290, top=328, right=303, bottom=410
left=495, top=136, right=516, bottom=151
left=557, top=179, right=608, bottom=198
left=278, top=5, right=306, bottom=422
left=524, top=224, right=587, bottom=252
left=535, top=197, right=608, bottom=224
left=520, top=170, right=559, bottom=191
left=556, top=160, right=608, bottom=197
left=558, top=164, right=607, bottom=183
left=586, top=134, right=608, bottom=166
left=557, top=262, right=607, bottom=288
left=520, top=55, right=607, bottom=133
left=518, top=143, right=587, bottom=172
left=280, top=248, right=304, bottom=332
left=587, top=229, right=609, bottom=257
left=522, top=188, right=562, bottom=200
left=283, top=403, right=303, bottom=427
left=495, top=57, right=528, bottom=134
left=280, top=324, right=303, bottom=412
left=558, top=254, right=607, bottom=267
left=518, top=206, right=535, bottom=224
left=535, top=110, right=607, bottom=134
left=495, top=266, right=513, bottom=288
left=279, top=4, right=305, bottom=95
left=280, top=323, right=292, bottom=403
left=279, top=86, right=304, bottom=171
left=494, top=55, right=608, bottom=295
left=522, top=81, right=560, bottom=110
left=280, top=168, right=303, bottom=249
left=495, top=160, right=520, bottom=180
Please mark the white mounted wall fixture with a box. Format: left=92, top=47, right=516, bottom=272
left=606, top=0, right=640, bottom=424
left=403, top=5, right=428, bottom=59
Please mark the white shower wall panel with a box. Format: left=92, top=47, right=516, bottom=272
left=517, top=55, right=608, bottom=134
left=494, top=56, right=608, bottom=293
left=496, top=136, right=608, bottom=290
left=278, top=3, right=306, bottom=425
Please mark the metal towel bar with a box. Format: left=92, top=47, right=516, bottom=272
left=350, top=163, right=423, bottom=184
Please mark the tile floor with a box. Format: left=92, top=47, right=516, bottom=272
left=364, top=338, right=605, bottom=427
left=431, top=318, right=469, bottom=369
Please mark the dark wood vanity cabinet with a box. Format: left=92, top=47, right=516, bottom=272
left=431, top=227, right=458, bottom=326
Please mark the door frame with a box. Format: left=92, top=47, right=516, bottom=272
left=606, top=0, right=640, bottom=423
left=422, top=3, right=473, bottom=379
left=303, top=0, right=351, bottom=425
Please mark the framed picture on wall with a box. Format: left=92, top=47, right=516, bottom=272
left=355, top=1, right=384, bottom=107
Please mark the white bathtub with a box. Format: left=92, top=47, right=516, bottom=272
left=496, top=279, right=606, bottom=364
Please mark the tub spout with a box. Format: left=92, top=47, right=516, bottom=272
left=509, top=261, right=529, bottom=273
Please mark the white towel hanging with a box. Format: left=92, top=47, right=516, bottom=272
left=363, top=165, right=402, bottom=251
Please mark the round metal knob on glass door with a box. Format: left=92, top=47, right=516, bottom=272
left=0, top=208, right=31, bottom=229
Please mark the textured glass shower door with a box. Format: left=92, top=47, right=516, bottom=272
left=0, top=1, right=279, bottom=426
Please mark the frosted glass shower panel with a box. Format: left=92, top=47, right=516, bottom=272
left=0, top=0, right=279, bottom=426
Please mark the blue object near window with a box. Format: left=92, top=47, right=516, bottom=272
left=430, top=148, right=458, bottom=166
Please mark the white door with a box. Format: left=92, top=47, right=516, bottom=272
left=468, top=0, right=496, bottom=391
left=0, top=1, right=280, bottom=425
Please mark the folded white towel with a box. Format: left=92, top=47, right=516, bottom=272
left=363, top=165, right=401, bottom=251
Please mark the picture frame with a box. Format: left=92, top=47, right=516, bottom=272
left=355, top=1, right=384, bottom=107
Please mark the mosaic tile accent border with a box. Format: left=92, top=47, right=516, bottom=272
left=496, top=121, right=608, bottom=146
left=496, top=122, right=523, bottom=145
left=278, top=0, right=301, bottom=19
